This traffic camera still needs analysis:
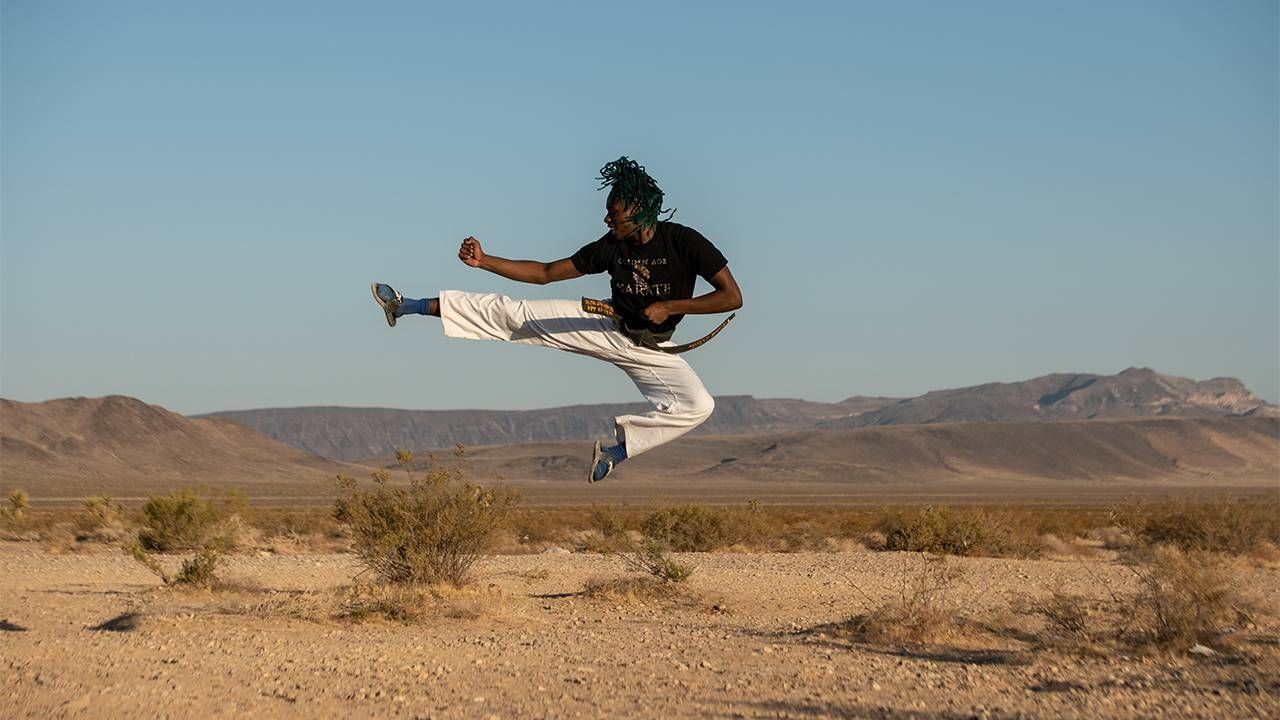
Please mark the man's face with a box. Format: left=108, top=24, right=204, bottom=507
left=604, top=200, right=641, bottom=241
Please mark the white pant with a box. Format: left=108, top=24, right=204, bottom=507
left=438, top=290, right=715, bottom=458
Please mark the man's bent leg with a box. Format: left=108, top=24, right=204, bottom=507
left=611, top=351, right=715, bottom=459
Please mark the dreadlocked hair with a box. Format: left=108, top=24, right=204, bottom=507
left=597, top=156, right=675, bottom=230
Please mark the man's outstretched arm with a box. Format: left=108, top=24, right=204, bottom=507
left=642, top=266, right=743, bottom=325
left=459, top=236, right=582, bottom=285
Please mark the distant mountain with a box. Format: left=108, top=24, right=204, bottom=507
left=3, top=395, right=1275, bottom=502
left=0, top=396, right=354, bottom=497
left=825, top=368, right=1277, bottom=429
left=203, top=368, right=1275, bottom=462
left=202, top=395, right=900, bottom=462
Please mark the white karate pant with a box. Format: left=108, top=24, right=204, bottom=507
left=438, top=290, right=715, bottom=458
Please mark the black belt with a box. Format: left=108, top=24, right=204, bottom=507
left=581, top=298, right=736, bottom=354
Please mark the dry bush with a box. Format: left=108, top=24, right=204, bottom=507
left=1108, top=497, right=1280, bottom=556
left=1015, top=587, right=1117, bottom=655
left=639, top=503, right=765, bottom=552
left=1129, top=545, right=1258, bottom=651
left=334, top=448, right=519, bottom=587
left=842, top=553, right=965, bottom=646
left=618, top=539, right=694, bottom=583
left=873, top=505, right=1040, bottom=558
left=6, top=489, right=30, bottom=520
left=136, top=488, right=245, bottom=552
left=74, top=496, right=130, bottom=543
left=1094, top=525, right=1135, bottom=550
left=510, top=509, right=566, bottom=548
left=126, top=543, right=221, bottom=588
left=592, top=505, right=629, bottom=540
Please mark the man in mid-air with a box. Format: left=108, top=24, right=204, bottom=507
left=372, top=157, right=743, bottom=482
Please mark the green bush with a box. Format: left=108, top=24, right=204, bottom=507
left=136, top=489, right=242, bottom=551
left=640, top=504, right=764, bottom=551
left=4, top=489, right=30, bottom=522
left=876, top=505, right=988, bottom=555
left=618, top=539, right=694, bottom=583
left=334, top=451, right=519, bottom=586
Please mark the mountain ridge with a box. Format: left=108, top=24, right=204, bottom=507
left=201, top=368, right=1276, bottom=461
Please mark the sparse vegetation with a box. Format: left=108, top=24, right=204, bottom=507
left=617, top=539, right=695, bottom=583
left=1116, top=497, right=1280, bottom=556
left=1129, top=545, right=1257, bottom=651
left=127, top=542, right=222, bottom=588
left=333, top=448, right=519, bottom=586
left=841, top=553, right=965, bottom=645
left=75, top=496, right=127, bottom=542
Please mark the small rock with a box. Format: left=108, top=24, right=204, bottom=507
left=1188, top=644, right=1216, bottom=657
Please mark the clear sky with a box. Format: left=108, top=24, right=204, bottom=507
left=3, top=0, right=1277, bottom=415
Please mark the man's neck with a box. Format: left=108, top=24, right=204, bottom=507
left=628, top=225, right=657, bottom=245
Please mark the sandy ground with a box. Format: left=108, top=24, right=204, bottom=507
left=3, top=544, right=1278, bottom=719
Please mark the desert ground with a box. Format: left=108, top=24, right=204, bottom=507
left=4, top=541, right=1278, bottom=719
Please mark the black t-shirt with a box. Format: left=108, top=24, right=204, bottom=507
left=570, top=221, right=727, bottom=335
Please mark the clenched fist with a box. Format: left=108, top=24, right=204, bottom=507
left=459, top=236, right=484, bottom=268
left=642, top=301, right=672, bottom=325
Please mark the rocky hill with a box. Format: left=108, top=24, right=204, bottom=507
left=826, top=367, right=1276, bottom=428
left=1, top=396, right=354, bottom=497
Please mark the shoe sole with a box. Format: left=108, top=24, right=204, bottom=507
left=588, top=441, right=606, bottom=484
left=370, top=281, right=397, bottom=328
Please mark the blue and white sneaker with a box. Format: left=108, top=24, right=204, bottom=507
left=589, top=441, right=615, bottom=483
left=371, top=282, right=403, bottom=327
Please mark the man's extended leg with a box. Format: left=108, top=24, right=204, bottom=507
left=375, top=287, right=717, bottom=480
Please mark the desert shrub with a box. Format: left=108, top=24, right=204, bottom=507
left=873, top=505, right=1043, bottom=558
left=591, top=505, right=628, bottom=540
left=842, top=553, right=965, bottom=645
left=126, top=542, right=221, bottom=588
left=875, top=505, right=986, bottom=555
left=136, top=489, right=244, bottom=552
left=333, top=451, right=520, bottom=586
left=5, top=489, right=30, bottom=521
left=1017, top=588, right=1116, bottom=655
left=338, top=583, right=435, bottom=623
left=617, top=539, right=694, bottom=583
left=75, top=496, right=128, bottom=542
left=640, top=503, right=764, bottom=551
left=1127, top=498, right=1280, bottom=556
left=1130, top=545, right=1256, bottom=650
left=511, top=509, right=565, bottom=547
left=172, top=548, right=221, bottom=587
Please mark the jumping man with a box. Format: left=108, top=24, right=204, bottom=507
left=371, top=157, right=743, bottom=482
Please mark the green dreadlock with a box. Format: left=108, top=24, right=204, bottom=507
left=597, top=156, right=675, bottom=231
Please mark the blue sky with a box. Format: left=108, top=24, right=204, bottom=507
left=3, top=0, right=1277, bottom=414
